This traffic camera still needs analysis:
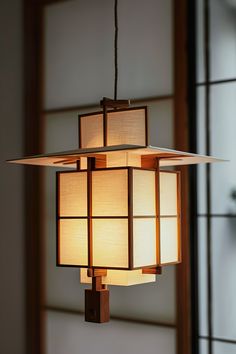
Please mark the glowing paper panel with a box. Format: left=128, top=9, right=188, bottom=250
left=160, top=217, right=179, bottom=264
left=59, top=172, right=87, bottom=217
left=79, top=113, right=103, bottom=148
left=80, top=268, right=155, bottom=286
left=133, top=169, right=156, bottom=216
left=160, top=171, right=178, bottom=216
left=107, top=108, right=147, bottom=146
left=92, top=169, right=128, bottom=216
left=92, top=219, right=129, bottom=268
left=133, top=218, right=156, bottom=268
left=106, top=151, right=141, bottom=168
left=59, top=219, right=88, bottom=266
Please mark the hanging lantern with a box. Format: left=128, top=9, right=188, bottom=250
left=8, top=97, right=223, bottom=323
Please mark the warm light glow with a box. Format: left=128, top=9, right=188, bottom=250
left=107, top=108, right=146, bottom=146
left=160, top=171, right=178, bottom=216
left=159, top=171, right=180, bottom=264
left=92, top=218, right=129, bottom=268
left=106, top=151, right=141, bottom=168
left=160, top=217, right=178, bottom=264
left=80, top=268, right=155, bottom=286
left=133, top=218, right=156, bottom=267
left=59, top=219, right=88, bottom=266
left=57, top=168, right=181, bottom=270
left=133, top=169, right=156, bottom=216
left=80, top=113, right=103, bottom=148
left=92, top=169, right=128, bottom=216
left=59, top=172, right=87, bottom=216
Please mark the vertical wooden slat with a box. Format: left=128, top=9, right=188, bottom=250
left=177, top=171, right=182, bottom=263
left=174, top=0, right=191, bottom=354
left=103, top=106, right=107, bottom=147
left=87, top=157, right=96, bottom=267
left=155, top=160, right=161, bottom=265
left=56, top=172, right=60, bottom=266
left=24, top=1, right=45, bottom=354
left=128, top=168, right=134, bottom=269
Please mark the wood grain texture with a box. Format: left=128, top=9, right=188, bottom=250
left=24, top=0, right=45, bottom=353
left=85, top=288, right=110, bottom=323
left=174, top=0, right=191, bottom=353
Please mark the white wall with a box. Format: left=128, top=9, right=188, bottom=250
left=46, top=311, right=176, bottom=354
left=0, top=0, right=25, bottom=353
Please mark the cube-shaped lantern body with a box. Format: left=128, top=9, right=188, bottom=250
left=79, top=107, right=148, bottom=149
left=56, top=167, right=181, bottom=273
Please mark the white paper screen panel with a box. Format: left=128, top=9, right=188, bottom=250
left=133, top=169, right=156, bottom=216
left=92, top=218, right=129, bottom=268
left=59, top=219, right=88, bottom=266
left=80, top=114, right=103, bottom=148
left=80, top=268, right=155, bottom=286
left=133, top=218, right=156, bottom=268
left=92, top=169, right=128, bottom=216
left=160, top=172, right=178, bottom=216
left=160, top=218, right=178, bottom=265
left=59, top=172, right=87, bottom=217
left=107, top=108, right=146, bottom=146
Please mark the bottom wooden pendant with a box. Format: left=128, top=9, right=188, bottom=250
left=85, top=276, right=110, bottom=323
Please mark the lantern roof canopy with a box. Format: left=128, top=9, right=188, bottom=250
left=7, top=144, right=225, bottom=168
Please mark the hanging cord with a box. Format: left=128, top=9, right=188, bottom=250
left=114, top=0, right=118, bottom=100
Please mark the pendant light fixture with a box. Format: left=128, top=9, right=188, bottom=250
left=8, top=0, right=224, bottom=323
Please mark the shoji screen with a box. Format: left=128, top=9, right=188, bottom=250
left=43, top=1, right=176, bottom=353
left=196, top=0, right=236, bottom=353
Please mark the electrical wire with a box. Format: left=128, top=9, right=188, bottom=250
left=114, top=0, right=118, bottom=100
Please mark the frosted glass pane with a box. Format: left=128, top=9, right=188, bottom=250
left=133, top=169, right=156, bottom=216
left=197, top=164, right=207, bottom=215
left=210, top=0, right=236, bottom=81
left=92, top=169, right=128, bottom=216
left=160, top=172, right=178, bottom=216
left=107, top=108, right=146, bottom=146
left=199, top=339, right=208, bottom=354
left=213, top=341, right=236, bottom=354
left=198, top=218, right=208, bottom=336
left=46, top=311, right=176, bottom=354
left=212, top=217, right=236, bottom=340
left=59, top=219, right=88, bottom=266
left=59, top=172, right=87, bottom=217
left=197, top=86, right=206, bottom=155
left=80, top=268, right=155, bottom=286
left=133, top=218, right=156, bottom=268
left=160, top=217, right=178, bottom=264
left=92, top=219, right=128, bottom=268
left=211, top=83, right=236, bottom=214
left=80, top=113, right=103, bottom=148
left=44, top=0, right=173, bottom=109
left=196, top=0, right=205, bottom=83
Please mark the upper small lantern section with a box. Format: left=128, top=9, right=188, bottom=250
left=7, top=98, right=226, bottom=168
left=79, top=106, right=148, bottom=149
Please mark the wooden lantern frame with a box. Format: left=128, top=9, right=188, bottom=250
left=56, top=159, right=182, bottom=271
left=78, top=106, right=148, bottom=149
